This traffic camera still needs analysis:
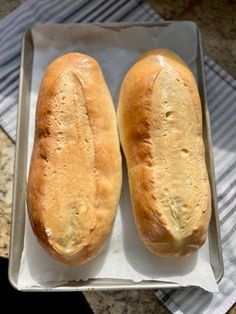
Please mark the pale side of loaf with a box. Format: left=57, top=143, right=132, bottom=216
left=27, top=53, right=122, bottom=264
left=118, top=49, right=211, bottom=258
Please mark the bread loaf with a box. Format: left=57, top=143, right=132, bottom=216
left=27, top=53, right=122, bottom=264
left=117, top=49, right=211, bottom=258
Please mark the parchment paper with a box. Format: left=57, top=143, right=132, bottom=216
left=18, top=22, right=218, bottom=292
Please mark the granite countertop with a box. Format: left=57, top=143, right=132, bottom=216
left=0, top=0, right=235, bottom=313
left=0, top=130, right=14, bottom=257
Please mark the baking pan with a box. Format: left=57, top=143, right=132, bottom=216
left=9, top=22, right=223, bottom=291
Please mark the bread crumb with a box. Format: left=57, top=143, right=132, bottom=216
left=45, top=228, right=52, bottom=237
left=112, top=248, right=120, bottom=253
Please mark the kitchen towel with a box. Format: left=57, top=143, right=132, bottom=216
left=0, top=1, right=235, bottom=313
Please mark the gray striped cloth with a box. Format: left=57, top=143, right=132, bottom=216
left=0, top=1, right=235, bottom=313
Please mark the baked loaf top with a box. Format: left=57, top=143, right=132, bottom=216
left=118, top=49, right=211, bottom=258
left=27, top=53, right=122, bottom=264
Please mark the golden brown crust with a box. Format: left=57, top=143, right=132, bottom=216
left=118, top=49, right=211, bottom=258
left=27, top=53, right=122, bottom=264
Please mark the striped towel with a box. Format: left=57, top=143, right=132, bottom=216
left=0, top=1, right=235, bottom=313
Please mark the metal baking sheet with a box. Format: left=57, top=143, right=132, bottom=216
left=9, top=22, right=223, bottom=291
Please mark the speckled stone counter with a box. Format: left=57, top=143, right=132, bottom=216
left=83, top=290, right=170, bottom=314
left=0, top=129, right=14, bottom=257
left=0, top=0, right=235, bottom=313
